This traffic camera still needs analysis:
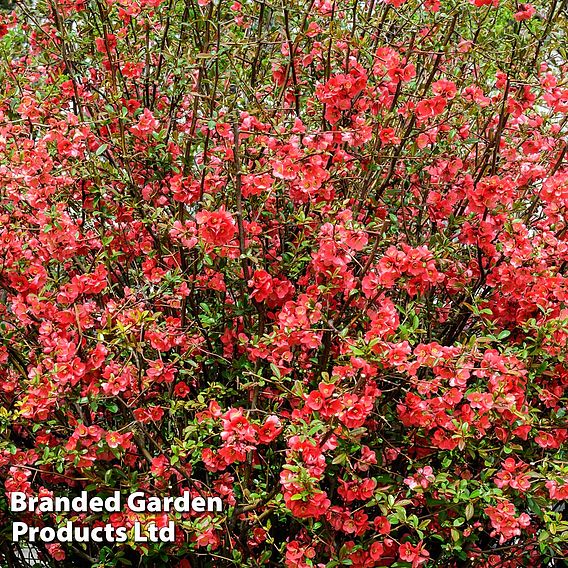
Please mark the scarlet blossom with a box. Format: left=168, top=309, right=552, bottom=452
left=46, top=544, right=66, bottom=561
left=248, top=270, right=272, bottom=302
left=315, top=60, right=368, bottom=124
left=256, top=415, right=283, bottom=443
left=218, top=443, right=248, bottom=465
left=133, top=406, right=164, bottom=422
left=415, top=96, right=446, bottom=121
left=399, top=541, right=430, bottom=568
left=493, top=458, right=531, bottom=492
left=485, top=501, right=531, bottom=544
left=121, top=62, right=144, bottom=78
left=94, top=34, right=116, bottom=53
left=196, top=207, right=237, bottom=246
left=130, top=108, right=159, bottom=138
left=469, top=0, right=498, bottom=5
left=423, top=0, right=440, bottom=10
left=221, top=408, right=257, bottom=443
left=404, top=466, right=435, bottom=490
left=546, top=479, right=568, bottom=500
left=305, top=390, right=324, bottom=411
left=174, top=381, right=192, bottom=398
left=285, top=490, right=331, bottom=518
left=5, top=467, right=32, bottom=495
left=432, top=79, right=457, bottom=100
left=216, top=122, right=232, bottom=138
left=379, top=127, right=401, bottom=145
left=202, top=448, right=226, bottom=472
left=242, top=173, right=274, bottom=197
left=285, top=540, right=316, bottom=565
left=193, top=518, right=220, bottom=549
left=374, top=516, right=391, bottom=535
left=467, top=391, right=494, bottom=412
left=318, top=382, right=335, bottom=398
left=338, top=478, right=376, bottom=502
left=105, top=431, right=130, bottom=449
left=369, top=541, right=384, bottom=560
left=514, top=3, right=536, bottom=20
left=151, top=455, right=170, bottom=477
left=356, top=445, right=377, bottom=471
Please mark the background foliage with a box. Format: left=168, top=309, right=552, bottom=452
left=0, top=0, right=567, bottom=566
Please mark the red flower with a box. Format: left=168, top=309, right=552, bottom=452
left=374, top=516, right=391, bottom=535
left=399, top=541, right=430, bottom=568
left=485, top=501, right=531, bottom=544
left=469, top=0, right=498, bottom=5
left=249, top=270, right=273, bottom=302
left=369, top=541, right=384, bottom=560
left=415, top=96, right=446, bottom=121
left=196, top=207, right=237, bottom=246
left=285, top=490, right=330, bottom=519
left=256, top=415, right=283, bottom=443
left=174, top=381, right=191, bottom=398
left=494, top=458, right=531, bottom=492
left=46, top=544, right=66, bottom=561
left=221, top=408, right=257, bottom=443
left=514, top=3, right=536, bottom=21
left=95, top=34, right=117, bottom=53
left=305, top=390, right=324, bottom=411
left=130, top=108, right=159, bottom=138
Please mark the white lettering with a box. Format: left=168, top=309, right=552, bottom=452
left=115, top=526, right=127, bottom=543
left=90, top=496, right=103, bottom=512
left=159, top=522, right=175, bottom=542
left=174, top=492, right=190, bottom=512
left=127, top=492, right=146, bottom=512
left=207, top=496, right=223, bottom=512
left=192, top=497, right=205, bottom=512
left=39, top=527, right=56, bottom=542
left=105, top=491, right=121, bottom=512
left=10, top=492, right=28, bottom=512
left=91, top=527, right=103, bottom=542
left=133, top=522, right=147, bottom=542
left=12, top=522, right=28, bottom=541
left=70, top=492, right=87, bottom=512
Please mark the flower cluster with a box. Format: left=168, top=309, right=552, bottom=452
left=0, top=0, right=567, bottom=567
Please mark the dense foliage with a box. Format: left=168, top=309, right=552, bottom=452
left=0, top=0, right=567, bottom=566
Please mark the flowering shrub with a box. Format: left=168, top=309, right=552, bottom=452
left=0, top=0, right=567, bottom=566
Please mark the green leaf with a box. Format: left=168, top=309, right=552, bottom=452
left=270, top=363, right=281, bottom=379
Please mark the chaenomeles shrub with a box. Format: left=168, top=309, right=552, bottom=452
left=0, top=0, right=567, bottom=566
